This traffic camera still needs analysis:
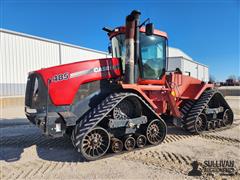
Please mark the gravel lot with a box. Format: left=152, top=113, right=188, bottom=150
left=0, top=97, right=239, bottom=179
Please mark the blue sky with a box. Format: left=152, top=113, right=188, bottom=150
left=1, top=0, right=239, bottom=81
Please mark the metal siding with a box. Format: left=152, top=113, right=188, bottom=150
left=197, top=64, right=204, bottom=81
left=167, top=57, right=182, bottom=71
left=183, top=59, right=198, bottom=79
left=0, top=29, right=109, bottom=96
left=61, top=45, right=108, bottom=64
left=0, top=32, right=4, bottom=95
left=0, top=31, right=59, bottom=96
left=167, top=57, right=209, bottom=81
left=204, top=67, right=209, bottom=82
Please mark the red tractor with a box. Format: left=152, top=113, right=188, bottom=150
left=25, top=10, right=233, bottom=161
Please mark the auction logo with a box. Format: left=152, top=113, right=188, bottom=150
left=188, top=160, right=238, bottom=176
left=203, top=160, right=237, bottom=176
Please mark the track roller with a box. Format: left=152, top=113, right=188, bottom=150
left=124, top=136, right=136, bottom=151
left=213, top=120, right=219, bottom=128
left=136, top=134, right=147, bottom=148
left=211, top=121, right=216, bottom=129
left=218, top=120, right=224, bottom=127
left=206, top=122, right=212, bottom=131
left=111, top=138, right=123, bottom=153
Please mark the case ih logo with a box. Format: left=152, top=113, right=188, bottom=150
left=93, top=66, right=113, bottom=73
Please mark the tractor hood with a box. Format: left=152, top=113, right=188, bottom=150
left=28, top=58, right=121, bottom=106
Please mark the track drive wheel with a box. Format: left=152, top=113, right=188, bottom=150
left=78, top=127, right=110, bottom=161
left=146, top=119, right=166, bottom=145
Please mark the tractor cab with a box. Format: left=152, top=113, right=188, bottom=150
left=110, top=28, right=167, bottom=81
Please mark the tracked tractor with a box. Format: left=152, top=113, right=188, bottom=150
left=25, top=10, right=234, bottom=161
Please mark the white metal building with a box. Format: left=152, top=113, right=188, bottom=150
left=167, top=47, right=209, bottom=82
left=0, top=29, right=209, bottom=97
left=0, top=29, right=109, bottom=96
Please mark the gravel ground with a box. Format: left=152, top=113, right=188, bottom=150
left=0, top=98, right=239, bottom=179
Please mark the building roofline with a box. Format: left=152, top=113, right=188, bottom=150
left=0, top=28, right=108, bottom=55
left=167, top=56, right=208, bottom=68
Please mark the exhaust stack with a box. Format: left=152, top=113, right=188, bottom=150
left=124, top=10, right=141, bottom=84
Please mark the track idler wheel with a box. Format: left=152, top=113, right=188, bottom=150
left=146, top=119, right=166, bottom=145
left=111, top=138, right=123, bottom=153
left=222, top=109, right=233, bottom=126
left=124, top=136, right=136, bottom=151
left=79, top=127, right=110, bottom=161
left=195, top=113, right=207, bottom=134
left=136, top=134, right=147, bottom=148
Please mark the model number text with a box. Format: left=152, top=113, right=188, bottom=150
left=52, top=73, right=69, bottom=82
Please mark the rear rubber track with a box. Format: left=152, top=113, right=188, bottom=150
left=182, top=89, right=234, bottom=134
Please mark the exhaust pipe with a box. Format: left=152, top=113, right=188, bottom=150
left=124, top=10, right=141, bottom=84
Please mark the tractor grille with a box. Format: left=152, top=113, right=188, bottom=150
left=25, top=73, right=47, bottom=108
left=25, top=74, right=36, bottom=107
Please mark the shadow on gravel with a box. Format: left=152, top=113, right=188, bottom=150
left=0, top=118, right=85, bottom=163
left=166, top=124, right=192, bottom=136
left=0, top=118, right=30, bottom=128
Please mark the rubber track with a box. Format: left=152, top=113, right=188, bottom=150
left=182, top=89, right=233, bottom=133
left=72, top=92, right=165, bottom=154
left=179, top=100, right=195, bottom=117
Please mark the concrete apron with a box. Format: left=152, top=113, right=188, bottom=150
left=0, top=96, right=24, bottom=108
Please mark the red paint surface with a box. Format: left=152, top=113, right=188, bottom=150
left=36, top=58, right=121, bottom=106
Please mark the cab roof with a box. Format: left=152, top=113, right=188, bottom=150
left=109, top=26, right=168, bottom=39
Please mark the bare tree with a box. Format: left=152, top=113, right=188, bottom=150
left=228, top=75, right=237, bottom=81
left=226, top=75, right=238, bottom=86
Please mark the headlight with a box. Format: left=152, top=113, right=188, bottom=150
left=26, top=108, right=37, bottom=113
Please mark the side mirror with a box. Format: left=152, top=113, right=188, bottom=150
left=108, top=45, right=112, bottom=54
left=146, top=23, right=154, bottom=36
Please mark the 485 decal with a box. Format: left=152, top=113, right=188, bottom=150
left=52, top=72, right=69, bottom=82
